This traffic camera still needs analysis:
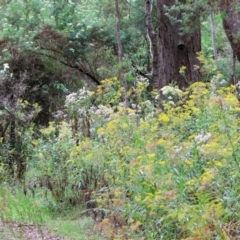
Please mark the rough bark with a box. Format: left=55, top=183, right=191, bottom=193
left=115, top=0, right=129, bottom=107
left=154, top=0, right=201, bottom=89
left=145, top=0, right=160, bottom=88
left=222, top=0, right=240, bottom=62
left=232, top=52, right=237, bottom=84
left=8, top=119, right=16, bottom=176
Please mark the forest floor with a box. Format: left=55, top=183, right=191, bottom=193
left=0, top=220, right=66, bottom=240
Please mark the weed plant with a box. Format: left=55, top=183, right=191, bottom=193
left=17, top=75, right=240, bottom=239
left=1, top=56, right=240, bottom=239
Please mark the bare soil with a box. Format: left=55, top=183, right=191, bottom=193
left=0, top=220, right=66, bottom=240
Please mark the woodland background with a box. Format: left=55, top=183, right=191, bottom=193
left=1, top=0, right=240, bottom=239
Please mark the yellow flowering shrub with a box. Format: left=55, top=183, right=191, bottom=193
left=24, top=79, right=240, bottom=239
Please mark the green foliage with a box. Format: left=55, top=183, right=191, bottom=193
left=0, top=186, right=45, bottom=224
left=1, top=0, right=240, bottom=239
left=165, top=0, right=220, bottom=34
left=47, top=217, right=104, bottom=240
left=0, top=185, right=104, bottom=239
left=7, top=75, right=237, bottom=239
left=88, top=80, right=239, bottom=238
left=201, top=13, right=239, bottom=82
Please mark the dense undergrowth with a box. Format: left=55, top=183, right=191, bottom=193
left=1, top=74, right=240, bottom=239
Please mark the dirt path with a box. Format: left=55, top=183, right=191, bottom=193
left=0, top=220, right=66, bottom=240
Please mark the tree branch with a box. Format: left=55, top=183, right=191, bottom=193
left=29, top=50, right=101, bottom=85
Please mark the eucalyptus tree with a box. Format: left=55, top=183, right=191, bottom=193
left=160, top=0, right=240, bottom=86
left=221, top=0, right=240, bottom=84
left=115, top=0, right=129, bottom=107
left=145, top=0, right=201, bottom=89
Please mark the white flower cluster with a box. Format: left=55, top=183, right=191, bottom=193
left=89, top=104, right=113, bottom=116
left=88, top=105, right=115, bottom=136
left=52, top=110, right=67, bottom=120
left=65, top=87, right=92, bottom=105
left=65, top=92, right=78, bottom=105
left=210, top=75, right=228, bottom=93
left=236, top=81, right=240, bottom=91
left=194, top=132, right=211, bottom=144
left=174, top=146, right=183, bottom=154
left=135, top=75, right=149, bottom=84
left=157, top=85, right=183, bottom=106
left=235, top=81, right=240, bottom=100
left=100, top=105, right=108, bottom=115
left=3, top=63, right=9, bottom=71
left=0, top=63, right=12, bottom=78
left=130, top=103, right=142, bottom=112
left=65, top=87, right=93, bottom=116
left=118, top=102, right=142, bottom=113
left=161, top=85, right=183, bottom=96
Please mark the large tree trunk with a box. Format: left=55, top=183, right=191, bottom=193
left=153, top=0, right=201, bottom=89
left=145, top=0, right=160, bottom=89
left=222, top=0, right=240, bottom=62
left=115, top=0, right=129, bottom=107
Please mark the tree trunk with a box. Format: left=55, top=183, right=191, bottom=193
left=232, top=52, right=237, bottom=84
left=8, top=119, right=16, bottom=176
left=210, top=11, right=218, bottom=61
left=153, top=0, right=201, bottom=89
left=115, top=0, right=129, bottom=107
left=145, top=0, right=160, bottom=89
left=222, top=0, right=240, bottom=62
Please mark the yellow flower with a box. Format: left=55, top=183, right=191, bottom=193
left=143, top=193, right=154, bottom=203
left=31, top=139, right=40, bottom=146
left=40, top=122, right=56, bottom=136
left=204, top=200, right=224, bottom=219
left=185, top=160, right=194, bottom=166
left=185, top=177, right=197, bottom=187
left=157, top=138, right=166, bottom=145
left=146, top=153, right=155, bottom=159
left=106, top=121, right=117, bottom=131
left=179, top=65, right=187, bottom=74
left=97, top=127, right=105, bottom=135
left=217, top=72, right=223, bottom=77
left=67, top=159, right=74, bottom=163
left=185, top=179, right=194, bottom=186
left=200, top=168, right=217, bottom=183
left=213, top=161, right=223, bottom=167
left=159, top=113, right=170, bottom=124
left=38, top=153, right=44, bottom=160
